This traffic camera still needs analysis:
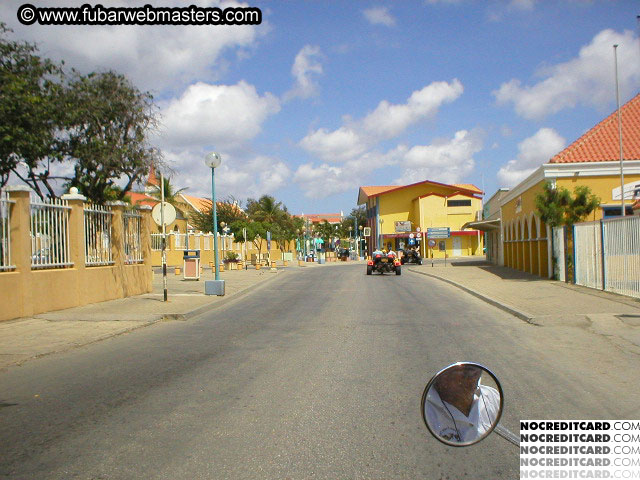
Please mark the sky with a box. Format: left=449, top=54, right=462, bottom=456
left=2, top=0, right=640, bottom=215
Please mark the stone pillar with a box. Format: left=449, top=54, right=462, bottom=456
left=107, top=201, right=126, bottom=297
left=7, top=186, right=32, bottom=318
left=61, top=189, right=87, bottom=306
left=138, top=205, right=153, bottom=291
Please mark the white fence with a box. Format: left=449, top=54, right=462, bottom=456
left=0, top=191, right=14, bottom=271
left=151, top=232, right=242, bottom=253
left=573, top=216, right=640, bottom=299
left=123, top=210, right=143, bottom=264
left=30, top=195, right=72, bottom=269
left=552, top=226, right=566, bottom=282
left=84, top=203, right=114, bottom=266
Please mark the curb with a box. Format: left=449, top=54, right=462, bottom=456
left=0, top=269, right=290, bottom=371
left=407, top=268, right=537, bottom=324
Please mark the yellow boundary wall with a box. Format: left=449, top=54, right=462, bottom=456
left=0, top=188, right=152, bottom=322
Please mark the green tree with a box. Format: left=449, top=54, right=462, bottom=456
left=149, top=176, right=187, bottom=205
left=314, top=220, right=338, bottom=248
left=246, top=195, right=286, bottom=224
left=229, top=220, right=267, bottom=259
left=536, top=181, right=600, bottom=281
left=535, top=182, right=600, bottom=228
left=272, top=213, right=303, bottom=253
left=190, top=196, right=247, bottom=233
left=0, top=24, right=65, bottom=197
left=62, top=70, right=161, bottom=204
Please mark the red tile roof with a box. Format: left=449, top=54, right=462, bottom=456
left=146, top=164, right=160, bottom=187
left=550, top=93, right=640, bottom=164
left=179, top=194, right=212, bottom=213
left=358, top=179, right=483, bottom=204
left=127, top=192, right=158, bottom=207
left=295, top=213, right=343, bottom=224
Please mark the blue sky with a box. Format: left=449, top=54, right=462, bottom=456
left=2, top=1, right=639, bottom=214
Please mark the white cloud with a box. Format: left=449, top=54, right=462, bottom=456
left=294, top=131, right=482, bottom=199
left=363, top=7, right=396, bottom=27
left=293, top=163, right=356, bottom=199
left=362, top=80, right=464, bottom=139
left=162, top=149, right=291, bottom=201
left=156, top=81, right=280, bottom=151
left=0, top=0, right=268, bottom=93
left=284, top=45, right=324, bottom=101
left=508, top=0, right=535, bottom=11
left=494, top=29, right=640, bottom=120
left=497, top=128, right=566, bottom=187
left=298, top=126, right=369, bottom=163
left=299, top=79, right=463, bottom=163
left=393, top=129, right=483, bottom=185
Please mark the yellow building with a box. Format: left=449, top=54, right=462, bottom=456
left=501, top=93, right=640, bottom=278
left=357, top=180, right=484, bottom=259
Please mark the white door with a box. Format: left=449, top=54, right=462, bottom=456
left=453, top=237, right=462, bottom=256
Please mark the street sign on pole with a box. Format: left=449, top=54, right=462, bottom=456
left=427, top=227, right=450, bottom=239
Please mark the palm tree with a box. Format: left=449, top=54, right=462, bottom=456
left=246, top=195, right=286, bottom=224
left=150, top=176, right=187, bottom=206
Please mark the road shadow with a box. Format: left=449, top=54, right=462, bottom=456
left=477, top=265, right=546, bottom=282
left=447, top=257, right=546, bottom=282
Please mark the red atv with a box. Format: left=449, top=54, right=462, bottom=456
left=367, top=251, right=401, bottom=275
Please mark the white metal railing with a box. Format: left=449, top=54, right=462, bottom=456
left=30, top=195, right=72, bottom=269
left=84, top=203, right=114, bottom=266
left=150, top=232, right=247, bottom=256
left=602, top=216, right=640, bottom=299
left=0, top=191, right=14, bottom=271
left=123, top=210, right=143, bottom=264
left=151, top=233, right=163, bottom=251
left=174, top=233, right=186, bottom=250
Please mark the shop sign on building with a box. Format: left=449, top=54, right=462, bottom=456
left=395, top=221, right=412, bottom=233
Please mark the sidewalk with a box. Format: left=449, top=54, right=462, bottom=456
left=0, top=264, right=294, bottom=370
left=407, top=258, right=640, bottom=353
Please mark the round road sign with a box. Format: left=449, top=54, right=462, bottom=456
left=428, top=239, right=436, bottom=248
left=416, top=227, right=421, bottom=232
left=417, top=232, right=422, bottom=238
left=409, top=233, right=415, bottom=239
left=152, top=202, right=176, bottom=226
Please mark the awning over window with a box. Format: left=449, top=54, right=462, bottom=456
left=461, top=219, right=501, bottom=232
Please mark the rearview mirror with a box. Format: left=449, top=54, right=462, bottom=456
left=421, top=362, right=503, bottom=446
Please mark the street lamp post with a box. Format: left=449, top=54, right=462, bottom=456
left=359, top=224, right=363, bottom=260
left=204, top=152, right=225, bottom=295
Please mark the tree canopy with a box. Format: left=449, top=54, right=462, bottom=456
left=0, top=24, right=161, bottom=203
left=535, top=182, right=600, bottom=228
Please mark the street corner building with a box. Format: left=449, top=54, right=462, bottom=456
left=493, top=92, right=640, bottom=280
left=357, top=180, right=484, bottom=260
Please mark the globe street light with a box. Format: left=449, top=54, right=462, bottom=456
left=204, top=152, right=224, bottom=295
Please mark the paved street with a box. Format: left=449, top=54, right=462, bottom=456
left=2, top=263, right=640, bottom=479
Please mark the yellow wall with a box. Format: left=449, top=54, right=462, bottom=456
left=500, top=173, right=640, bottom=278
left=0, top=191, right=153, bottom=322
left=557, top=174, right=640, bottom=218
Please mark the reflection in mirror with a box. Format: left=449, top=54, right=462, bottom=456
left=421, top=362, right=503, bottom=447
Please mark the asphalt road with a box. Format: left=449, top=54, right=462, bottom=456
left=1, top=264, right=639, bottom=479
